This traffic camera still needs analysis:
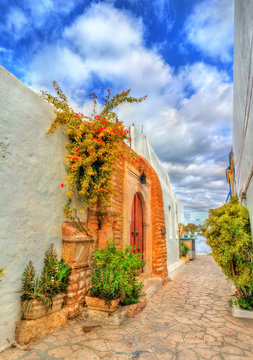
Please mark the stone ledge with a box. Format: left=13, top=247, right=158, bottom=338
left=82, top=307, right=126, bottom=325
left=143, top=276, right=163, bottom=300
left=232, top=305, right=253, bottom=319
left=167, top=259, right=185, bottom=280
left=121, top=296, right=147, bottom=317
left=82, top=296, right=147, bottom=325
left=15, top=308, right=68, bottom=345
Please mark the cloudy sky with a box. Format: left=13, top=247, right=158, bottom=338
left=0, top=0, right=234, bottom=214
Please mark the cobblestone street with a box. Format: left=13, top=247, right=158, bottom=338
left=1, top=256, right=253, bottom=360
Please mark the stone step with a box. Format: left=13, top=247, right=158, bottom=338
left=143, top=276, right=163, bottom=301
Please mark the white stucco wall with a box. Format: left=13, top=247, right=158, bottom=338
left=128, top=125, right=183, bottom=276
left=0, top=66, right=67, bottom=351
left=233, top=1, right=253, bottom=237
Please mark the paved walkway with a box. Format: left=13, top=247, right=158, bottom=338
left=1, top=256, right=253, bottom=360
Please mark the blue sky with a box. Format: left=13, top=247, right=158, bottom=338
left=0, top=0, right=234, bottom=213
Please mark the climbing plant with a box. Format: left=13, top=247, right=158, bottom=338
left=204, top=197, right=253, bottom=308
left=42, top=82, right=146, bottom=224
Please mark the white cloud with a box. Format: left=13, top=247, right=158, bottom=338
left=184, top=0, right=234, bottom=62
left=24, top=3, right=232, bottom=212
left=4, top=7, right=29, bottom=40
left=27, top=46, right=89, bottom=92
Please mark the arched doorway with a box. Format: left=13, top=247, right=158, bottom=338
left=130, top=193, right=143, bottom=257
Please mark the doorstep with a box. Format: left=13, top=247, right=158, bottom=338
left=82, top=295, right=147, bottom=326
left=82, top=275, right=164, bottom=326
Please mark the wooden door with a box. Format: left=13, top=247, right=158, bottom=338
left=130, top=193, right=143, bottom=256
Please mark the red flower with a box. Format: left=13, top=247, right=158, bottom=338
left=127, top=137, right=132, bottom=143
left=95, top=115, right=100, bottom=120
left=99, top=167, right=103, bottom=170
left=98, top=187, right=103, bottom=192
left=107, top=189, right=110, bottom=193
left=122, top=91, right=125, bottom=94
left=61, top=183, right=64, bottom=188
left=72, top=166, right=77, bottom=171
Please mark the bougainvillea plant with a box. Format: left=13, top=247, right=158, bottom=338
left=42, top=82, right=146, bottom=227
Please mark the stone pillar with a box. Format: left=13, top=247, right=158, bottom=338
left=61, top=222, right=94, bottom=318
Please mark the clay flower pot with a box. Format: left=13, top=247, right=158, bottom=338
left=23, top=293, right=65, bottom=320
left=85, top=296, right=120, bottom=313
left=181, top=254, right=190, bottom=263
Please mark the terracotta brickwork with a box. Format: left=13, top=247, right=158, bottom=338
left=62, top=145, right=168, bottom=317
left=61, top=222, right=94, bottom=318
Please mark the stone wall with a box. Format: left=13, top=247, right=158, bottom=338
left=0, top=66, right=67, bottom=351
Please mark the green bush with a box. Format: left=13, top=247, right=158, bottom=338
left=205, top=197, right=253, bottom=309
left=89, top=241, right=145, bottom=305
left=180, top=241, right=190, bottom=257
left=40, top=245, right=72, bottom=296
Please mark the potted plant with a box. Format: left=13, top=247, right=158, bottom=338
left=180, top=241, right=190, bottom=262
left=20, top=245, right=72, bottom=319
left=85, top=241, right=145, bottom=312
left=205, top=197, right=253, bottom=317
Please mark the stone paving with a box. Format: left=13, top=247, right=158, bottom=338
left=1, top=256, right=253, bottom=360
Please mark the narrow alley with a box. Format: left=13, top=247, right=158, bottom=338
left=1, top=256, right=253, bottom=360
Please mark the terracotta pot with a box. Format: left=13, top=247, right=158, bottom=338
left=23, top=293, right=65, bottom=320
left=181, top=254, right=190, bottom=263
left=85, top=296, right=120, bottom=313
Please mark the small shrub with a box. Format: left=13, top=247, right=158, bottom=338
left=88, top=241, right=145, bottom=305
left=89, top=264, right=121, bottom=303
left=180, top=241, right=189, bottom=257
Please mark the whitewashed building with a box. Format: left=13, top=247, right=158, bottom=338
left=233, top=0, right=253, bottom=238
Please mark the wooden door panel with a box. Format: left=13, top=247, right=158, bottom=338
left=130, top=197, right=135, bottom=249
left=135, top=194, right=143, bottom=254
left=130, top=194, right=143, bottom=256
